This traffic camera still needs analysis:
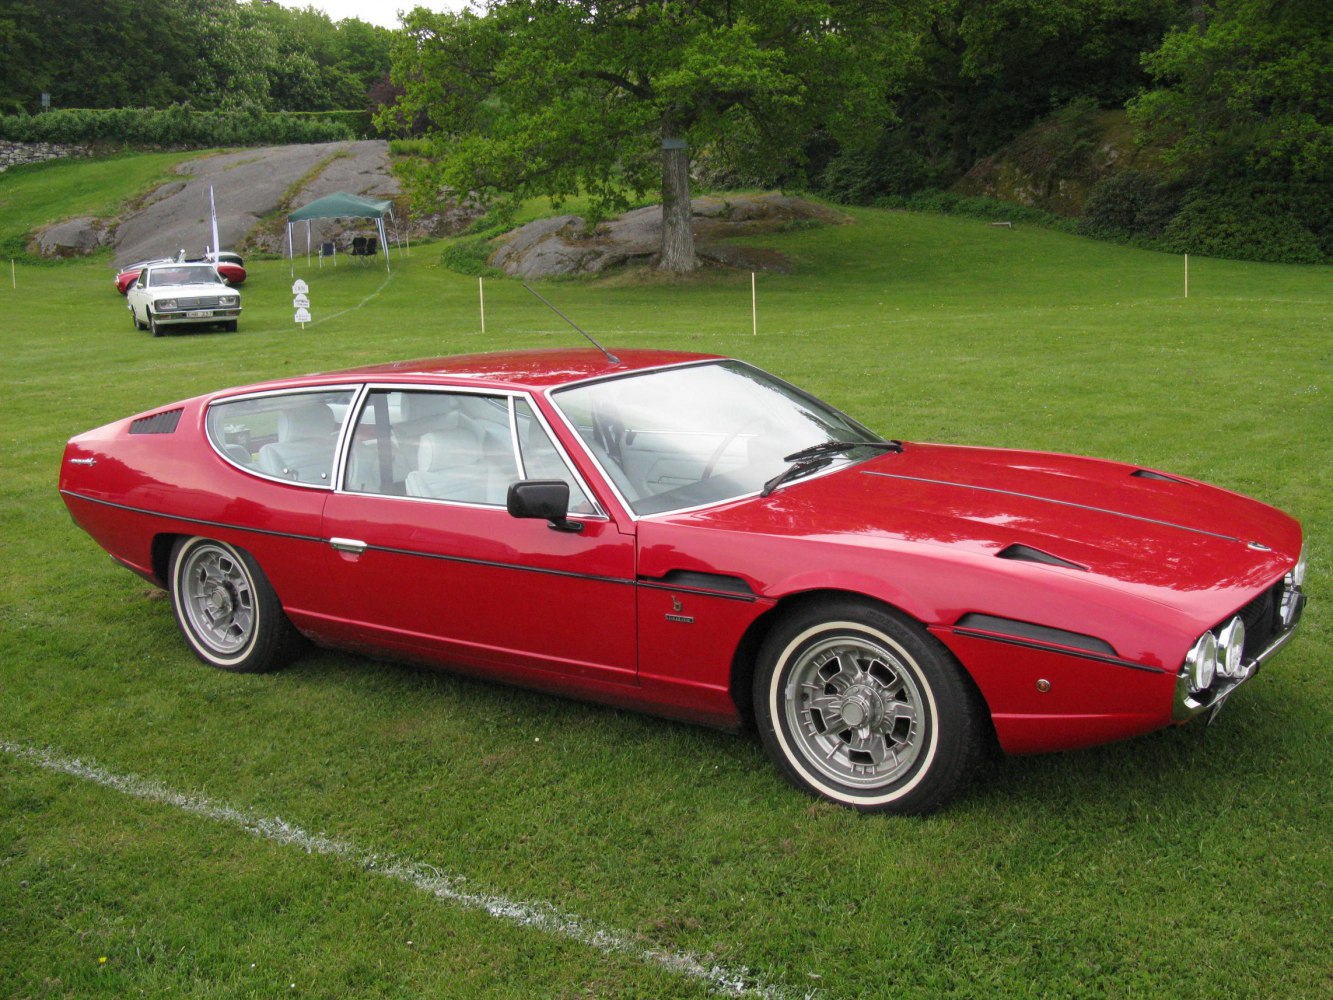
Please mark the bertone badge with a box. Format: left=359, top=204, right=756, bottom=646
left=665, top=595, right=694, bottom=624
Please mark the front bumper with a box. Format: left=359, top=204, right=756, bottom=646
left=153, top=307, right=242, bottom=326
left=1173, top=582, right=1307, bottom=722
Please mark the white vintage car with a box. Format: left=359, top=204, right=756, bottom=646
left=126, top=262, right=242, bottom=336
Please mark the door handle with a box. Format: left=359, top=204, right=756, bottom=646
left=329, top=537, right=367, bottom=554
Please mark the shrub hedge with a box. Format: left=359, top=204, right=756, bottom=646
left=0, top=106, right=355, bottom=146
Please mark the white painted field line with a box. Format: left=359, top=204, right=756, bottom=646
left=2, top=741, right=806, bottom=1000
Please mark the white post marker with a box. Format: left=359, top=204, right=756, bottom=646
left=1184, top=253, right=1189, bottom=299
left=10, top=259, right=14, bottom=290
left=293, top=279, right=311, bottom=329
left=479, top=276, right=486, bottom=335
left=751, top=272, right=757, bottom=336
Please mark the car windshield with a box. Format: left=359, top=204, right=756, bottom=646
left=551, top=360, right=884, bottom=515
left=149, top=267, right=222, bottom=286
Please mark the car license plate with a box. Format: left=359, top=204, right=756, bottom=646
left=186, top=310, right=212, bottom=318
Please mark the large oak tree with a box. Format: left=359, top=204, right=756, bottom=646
left=385, top=1, right=923, bottom=271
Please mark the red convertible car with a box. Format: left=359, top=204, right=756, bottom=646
left=58, top=350, right=1307, bottom=813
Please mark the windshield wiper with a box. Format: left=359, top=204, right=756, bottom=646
left=761, top=440, right=902, bottom=498
left=781, top=439, right=903, bottom=463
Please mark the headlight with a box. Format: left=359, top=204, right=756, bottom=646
left=157, top=298, right=178, bottom=310
left=220, top=296, right=238, bottom=306
left=1186, top=631, right=1217, bottom=692
left=1216, top=617, right=1246, bottom=678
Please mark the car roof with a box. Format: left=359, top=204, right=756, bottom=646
left=305, top=348, right=726, bottom=392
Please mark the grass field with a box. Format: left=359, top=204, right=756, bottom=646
left=1, top=155, right=1330, bottom=999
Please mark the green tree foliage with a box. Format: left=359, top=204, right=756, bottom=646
left=1129, top=0, right=1332, bottom=260
left=0, top=0, right=393, bottom=114
left=382, top=0, right=925, bottom=272
left=818, top=0, right=1184, bottom=201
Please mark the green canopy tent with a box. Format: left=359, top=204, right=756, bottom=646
left=286, top=192, right=396, bottom=274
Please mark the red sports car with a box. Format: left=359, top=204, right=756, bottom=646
left=58, top=350, right=1308, bottom=813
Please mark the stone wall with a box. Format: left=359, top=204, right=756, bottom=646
left=0, top=140, right=92, bottom=172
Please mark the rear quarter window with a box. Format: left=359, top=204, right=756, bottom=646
left=206, top=389, right=355, bottom=487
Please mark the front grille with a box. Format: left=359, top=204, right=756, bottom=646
left=173, top=296, right=228, bottom=309
left=1234, top=581, right=1283, bottom=659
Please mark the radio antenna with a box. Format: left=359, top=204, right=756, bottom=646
left=522, top=284, right=620, bottom=365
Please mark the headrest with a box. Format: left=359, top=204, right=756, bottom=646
left=279, top=402, right=335, bottom=440
left=402, top=392, right=458, bottom=423
left=419, top=427, right=484, bottom=472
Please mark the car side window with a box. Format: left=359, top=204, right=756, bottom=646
left=513, top=398, right=594, bottom=514
left=344, top=389, right=520, bottom=506
left=206, top=390, right=354, bottom=487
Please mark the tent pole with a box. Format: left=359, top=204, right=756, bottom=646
left=287, top=223, right=294, bottom=278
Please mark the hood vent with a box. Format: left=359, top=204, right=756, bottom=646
left=130, top=408, right=183, bottom=435
left=1132, top=468, right=1190, bottom=484
left=997, top=544, right=1087, bottom=571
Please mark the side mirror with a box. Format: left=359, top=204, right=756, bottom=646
left=506, top=480, right=583, bottom=533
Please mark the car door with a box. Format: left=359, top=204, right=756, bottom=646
left=317, top=386, right=637, bottom=687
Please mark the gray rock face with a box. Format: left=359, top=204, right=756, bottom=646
left=34, top=216, right=106, bottom=257
left=113, top=140, right=402, bottom=265
left=490, top=194, right=848, bottom=277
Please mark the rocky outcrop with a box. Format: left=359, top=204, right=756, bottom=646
left=32, top=216, right=108, bottom=257
left=491, top=193, right=848, bottom=278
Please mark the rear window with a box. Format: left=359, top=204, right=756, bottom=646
left=207, top=389, right=355, bottom=487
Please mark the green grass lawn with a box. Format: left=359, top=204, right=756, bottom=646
left=1, top=155, right=1330, bottom=998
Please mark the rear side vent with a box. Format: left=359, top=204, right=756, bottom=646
left=130, top=408, right=183, bottom=435
left=997, top=544, right=1087, bottom=571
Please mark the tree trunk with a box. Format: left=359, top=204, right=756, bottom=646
left=658, top=129, right=696, bottom=272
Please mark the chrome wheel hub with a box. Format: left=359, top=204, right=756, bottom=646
left=785, top=635, right=926, bottom=788
left=180, top=545, right=254, bottom=655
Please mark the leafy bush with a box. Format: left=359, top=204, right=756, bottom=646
left=1158, top=186, right=1327, bottom=264
left=389, top=138, right=436, bottom=157
left=0, top=107, right=354, bottom=146
left=281, top=110, right=372, bottom=139
left=439, top=237, right=502, bottom=277
left=1078, top=170, right=1182, bottom=239
left=818, top=129, right=947, bottom=205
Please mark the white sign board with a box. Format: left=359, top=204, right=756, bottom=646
left=293, top=294, right=311, bottom=309
left=291, top=279, right=309, bottom=294
left=294, top=307, right=312, bottom=324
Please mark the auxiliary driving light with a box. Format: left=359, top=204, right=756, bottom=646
left=1216, top=617, right=1246, bottom=679
left=1186, top=631, right=1218, bottom=692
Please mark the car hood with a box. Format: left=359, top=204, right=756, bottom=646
left=654, top=442, right=1300, bottom=617
left=141, top=282, right=235, bottom=296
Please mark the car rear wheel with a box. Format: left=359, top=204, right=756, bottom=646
left=168, top=537, right=298, bottom=672
left=754, top=599, right=983, bottom=814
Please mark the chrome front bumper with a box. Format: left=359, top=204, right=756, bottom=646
left=1173, top=588, right=1307, bottom=723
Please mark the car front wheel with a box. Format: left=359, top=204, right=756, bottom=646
left=168, top=537, right=298, bottom=672
left=754, top=599, right=983, bottom=814
left=148, top=310, right=163, bottom=337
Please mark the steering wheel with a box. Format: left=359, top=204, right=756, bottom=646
left=702, top=417, right=766, bottom=480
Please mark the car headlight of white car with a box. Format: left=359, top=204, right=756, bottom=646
left=157, top=298, right=178, bottom=310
